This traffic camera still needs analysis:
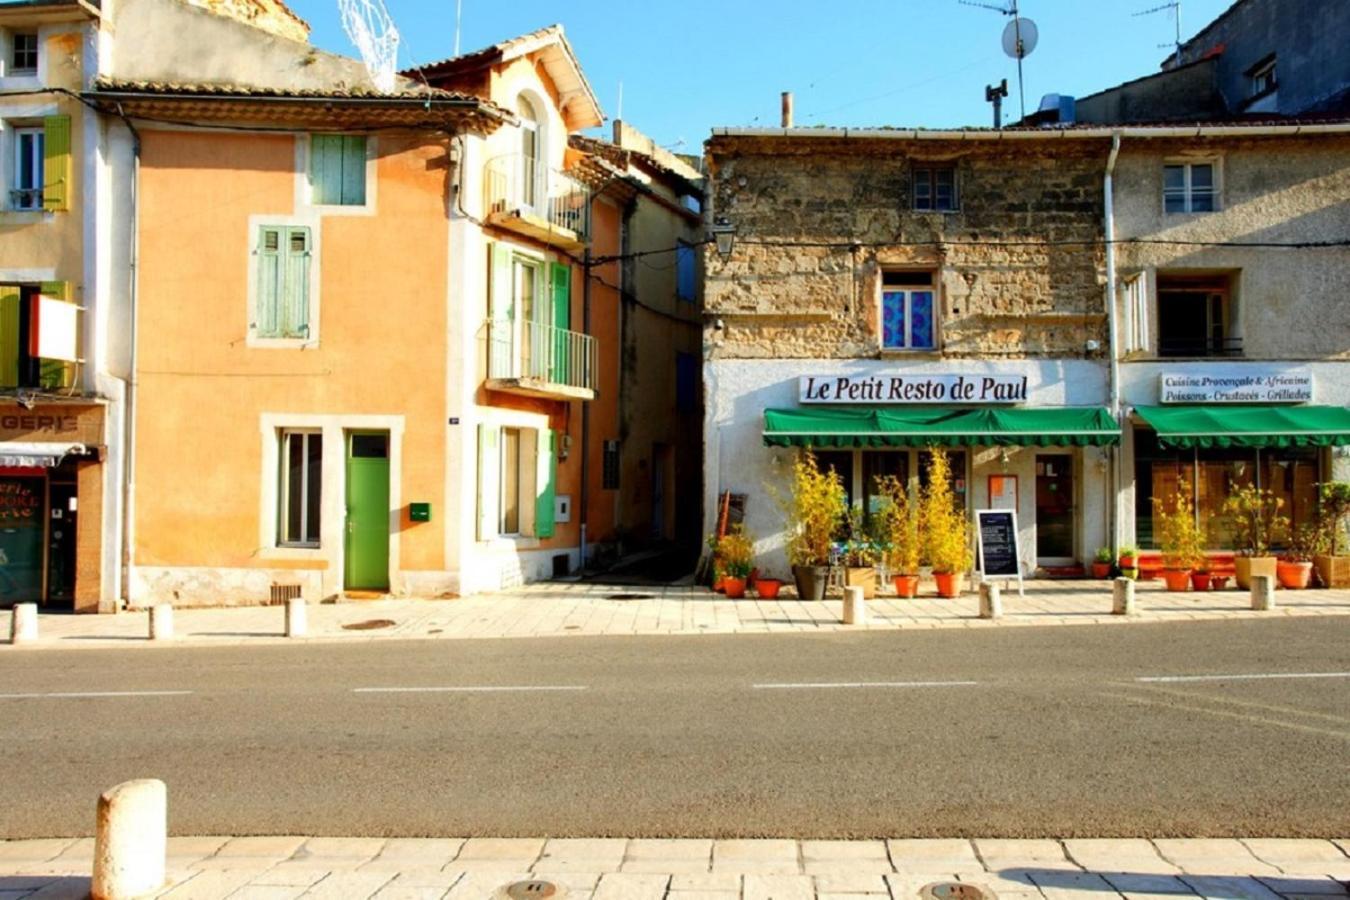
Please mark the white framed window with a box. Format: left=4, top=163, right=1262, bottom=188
left=278, top=429, right=322, bottom=547
left=1163, top=160, right=1218, bottom=213
left=12, top=126, right=43, bottom=210
left=879, top=270, right=938, bottom=351
left=913, top=164, right=958, bottom=212
left=10, top=32, right=37, bottom=75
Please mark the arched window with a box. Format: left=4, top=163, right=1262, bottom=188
left=518, top=95, right=541, bottom=208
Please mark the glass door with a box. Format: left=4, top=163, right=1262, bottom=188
left=1035, top=454, right=1075, bottom=563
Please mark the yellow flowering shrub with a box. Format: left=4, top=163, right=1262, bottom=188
left=922, top=447, right=973, bottom=574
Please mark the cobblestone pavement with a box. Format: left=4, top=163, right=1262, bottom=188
left=6, top=580, right=1350, bottom=651
left=1, top=837, right=1347, bottom=899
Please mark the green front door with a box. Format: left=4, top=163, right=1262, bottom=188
left=344, top=433, right=390, bottom=591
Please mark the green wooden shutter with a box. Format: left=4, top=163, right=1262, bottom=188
left=536, top=429, right=556, bottom=539
left=42, top=115, right=71, bottom=212
left=37, top=281, right=73, bottom=389
left=476, top=424, right=498, bottom=540
left=255, top=227, right=283, bottom=337
left=490, top=245, right=512, bottom=321
left=342, top=136, right=367, bottom=205
left=309, top=135, right=342, bottom=205
left=550, top=263, right=571, bottom=385
left=488, top=244, right=512, bottom=377
left=0, top=286, right=20, bottom=388
left=282, top=227, right=312, bottom=338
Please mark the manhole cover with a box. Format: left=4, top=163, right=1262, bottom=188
left=606, top=593, right=654, bottom=600
left=920, top=883, right=993, bottom=900
left=504, top=881, right=560, bottom=899
left=342, top=618, right=396, bottom=631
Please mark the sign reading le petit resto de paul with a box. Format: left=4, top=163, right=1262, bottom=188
left=1159, top=369, right=1313, bottom=404
left=800, top=374, right=1028, bottom=405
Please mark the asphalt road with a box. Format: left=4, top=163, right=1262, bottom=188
left=1, top=617, right=1347, bottom=839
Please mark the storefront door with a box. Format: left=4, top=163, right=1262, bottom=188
left=1035, top=454, right=1075, bottom=563
left=0, top=472, right=44, bottom=606
left=344, top=433, right=390, bottom=592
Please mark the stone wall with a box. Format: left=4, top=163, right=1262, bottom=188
left=705, top=136, right=1108, bottom=360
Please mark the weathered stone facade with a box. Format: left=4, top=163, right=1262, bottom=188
left=705, top=135, right=1109, bottom=359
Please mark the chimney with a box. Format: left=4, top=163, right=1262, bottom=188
left=781, top=91, right=794, bottom=128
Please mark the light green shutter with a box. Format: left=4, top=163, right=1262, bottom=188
left=256, top=227, right=283, bottom=337
left=309, top=135, right=342, bottom=205
left=490, top=244, right=512, bottom=321
left=488, top=244, right=512, bottom=377
left=42, top=115, right=71, bottom=212
left=342, top=136, right=367, bottom=205
left=0, top=286, right=20, bottom=388
left=37, top=281, right=73, bottom=389
left=550, top=263, right=571, bottom=385
left=282, top=227, right=311, bottom=338
left=536, top=429, right=556, bottom=539
left=476, top=424, right=498, bottom=540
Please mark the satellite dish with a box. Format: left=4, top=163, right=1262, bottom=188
left=1002, top=17, right=1038, bottom=59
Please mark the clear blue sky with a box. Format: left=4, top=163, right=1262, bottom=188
left=286, top=0, right=1236, bottom=149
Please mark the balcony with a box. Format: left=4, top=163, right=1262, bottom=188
left=485, top=318, right=596, bottom=401
left=483, top=153, right=591, bottom=252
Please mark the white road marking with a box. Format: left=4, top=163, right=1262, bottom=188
left=352, top=685, right=588, bottom=694
left=0, top=690, right=193, bottom=699
left=752, top=681, right=980, bottom=690
left=1135, top=672, right=1350, bottom=684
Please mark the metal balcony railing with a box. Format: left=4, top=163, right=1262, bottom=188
left=487, top=317, right=596, bottom=394
left=483, top=153, right=591, bottom=241
left=9, top=188, right=42, bottom=211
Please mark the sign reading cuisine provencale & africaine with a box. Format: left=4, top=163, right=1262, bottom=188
left=1159, top=369, right=1313, bottom=404
left=799, top=374, right=1028, bottom=405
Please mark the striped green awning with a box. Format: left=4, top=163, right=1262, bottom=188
left=762, top=406, right=1121, bottom=448
left=1134, top=404, right=1350, bottom=449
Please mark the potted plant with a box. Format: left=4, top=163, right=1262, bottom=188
left=717, top=527, right=755, bottom=599
left=1313, top=482, right=1350, bottom=588
left=1153, top=482, right=1202, bottom=592
left=923, top=447, right=973, bottom=598
left=1277, top=523, right=1320, bottom=590
left=1117, top=544, right=1139, bottom=580
left=839, top=508, right=882, bottom=598
left=878, top=474, right=921, bottom=598
left=1189, top=519, right=1213, bottom=591
left=1222, top=484, right=1288, bottom=590
left=1091, top=547, right=1114, bottom=579
left=752, top=574, right=783, bottom=599
left=782, top=449, right=847, bottom=602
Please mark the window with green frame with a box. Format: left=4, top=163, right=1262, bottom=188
left=309, top=134, right=367, bottom=206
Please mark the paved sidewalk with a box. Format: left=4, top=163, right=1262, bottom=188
left=6, top=580, right=1350, bottom=650
left=1, top=836, right=1347, bottom=899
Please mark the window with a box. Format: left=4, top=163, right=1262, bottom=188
left=10, top=33, right=37, bottom=74
left=602, top=439, right=619, bottom=490
left=500, top=427, right=522, bottom=534
left=308, top=134, right=367, bottom=206
left=12, top=126, right=43, bottom=210
left=1156, top=274, right=1237, bottom=357
left=254, top=225, right=312, bottom=340
left=279, top=431, right=322, bottom=547
left=0, top=282, right=77, bottom=389
left=880, top=270, right=937, bottom=351
left=862, top=451, right=908, bottom=519
left=1249, top=56, right=1276, bottom=97
left=675, top=351, right=697, bottom=413
left=913, top=164, right=957, bottom=212
left=1163, top=161, right=1216, bottom=213
left=676, top=240, right=697, bottom=303
left=519, top=95, right=541, bottom=209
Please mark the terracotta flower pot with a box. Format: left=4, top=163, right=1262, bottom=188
left=1161, top=568, right=1191, bottom=592
left=892, top=574, right=920, bottom=598
left=1235, top=556, right=1277, bottom=590
left=933, top=571, right=965, bottom=598
left=722, top=576, right=747, bottom=599
left=1276, top=560, right=1313, bottom=590
left=1189, top=572, right=1211, bottom=592
left=792, top=565, right=829, bottom=602
left=1118, top=555, right=1137, bottom=569
left=1091, top=563, right=1112, bottom=579
left=1210, top=575, right=1230, bottom=590
left=712, top=576, right=726, bottom=594
left=753, top=578, right=782, bottom=599
left=844, top=566, right=877, bottom=599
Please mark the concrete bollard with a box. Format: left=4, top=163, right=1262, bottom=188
left=92, top=778, right=166, bottom=900
left=9, top=602, right=37, bottom=644
left=842, top=585, right=867, bottom=625
left=1112, top=577, right=1137, bottom=616
left=1251, top=574, right=1276, bottom=611
left=285, top=596, right=307, bottom=637
left=149, top=604, right=174, bottom=641
left=978, top=582, right=1002, bottom=619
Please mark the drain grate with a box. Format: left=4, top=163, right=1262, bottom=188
left=606, top=593, right=655, bottom=601
left=504, top=881, right=559, bottom=899
left=920, top=883, right=993, bottom=900
left=342, top=619, right=396, bottom=631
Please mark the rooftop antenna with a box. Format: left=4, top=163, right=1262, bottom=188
left=453, top=0, right=462, bottom=55
left=337, top=0, right=401, bottom=92
left=985, top=78, right=1008, bottom=128
left=1134, top=1, right=1183, bottom=65
left=960, top=0, right=1037, bottom=121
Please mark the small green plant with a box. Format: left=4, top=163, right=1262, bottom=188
left=780, top=450, right=848, bottom=568
left=877, top=474, right=921, bottom=575
left=1154, top=480, right=1205, bottom=570
left=716, top=526, right=755, bottom=579
left=923, top=447, right=973, bottom=575
left=1221, top=483, right=1288, bottom=557
left=1284, top=521, right=1325, bottom=563
left=1317, top=482, right=1350, bottom=555
left=1118, top=544, right=1138, bottom=562
left=1094, top=547, right=1114, bottom=564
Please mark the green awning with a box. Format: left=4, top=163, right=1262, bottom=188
left=1134, top=404, right=1350, bottom=449
left=762, top=406, right=1120, bottom=448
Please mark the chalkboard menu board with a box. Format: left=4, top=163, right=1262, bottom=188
left=976, top=509, right=1021, bottom=579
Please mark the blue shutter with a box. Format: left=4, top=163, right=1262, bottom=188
left=676, top=242, right=696, bottom=302
left=255, top=227, right=283, bottom=338
left=282, top=227, right=312, bottom=339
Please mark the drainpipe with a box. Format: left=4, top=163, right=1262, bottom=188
left=1104, top=131, right=1122, bottom=553
left=579, top=246, right=591, bottom=573
left=117, top=105, right=141, bottom=608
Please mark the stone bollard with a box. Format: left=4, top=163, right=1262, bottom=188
left=842, top=585, right=867, bottom=626
left=9, top=602, right=37, bottom=644
left=979, top=582, right=1002, bottom=619
left=92, top=778, right=167, bottom=900
left=149, top=604, right=174, bottom=641
left=1112, top=577, right=1137, bottom=616
left=1251, top=574, right=1276, bottom=611
left=285, top=596, right=307, bottom=637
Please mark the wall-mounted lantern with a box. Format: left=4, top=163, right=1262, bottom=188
left=710, top=217, right=737, bottom=259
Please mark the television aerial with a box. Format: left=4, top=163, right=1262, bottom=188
left=959, top=0, right=1037, bottom=122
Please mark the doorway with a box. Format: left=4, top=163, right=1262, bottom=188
left=1035, top=454, right=1075, bottom=563
left=46, top=478, right=77, bottom=609
left=344, top=432, right=390, bottom=591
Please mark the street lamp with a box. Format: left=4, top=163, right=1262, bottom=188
left=710, top=218, right=736, bottom=259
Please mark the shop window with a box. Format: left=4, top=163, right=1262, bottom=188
left=862, top=451, right=908, bottom=519
left=880, top=270, right=937, bottom=351
left=1163, top=160, right=1217, bottom=213
left=10, top=32, right=37, bottom=74
left=279, top=430, right=322, bottom=547
left=918, top=449, right=967, bottom=506
left=814, top=450, right=854, bottom=508
left=1156, top=274, right=1238, bottom=358
left=913, top=164, right=958, bottom=212
left=308, top=134, right=367, bottom=206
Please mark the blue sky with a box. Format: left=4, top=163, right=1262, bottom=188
left=286, top=0, right=1236, bottom=149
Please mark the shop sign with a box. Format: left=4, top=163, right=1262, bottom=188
left=0, top=403, right=104, bottom=444
left=799, top=374, right=1028, bottom=405
left=1159, top=369, right=1313, bottom=404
